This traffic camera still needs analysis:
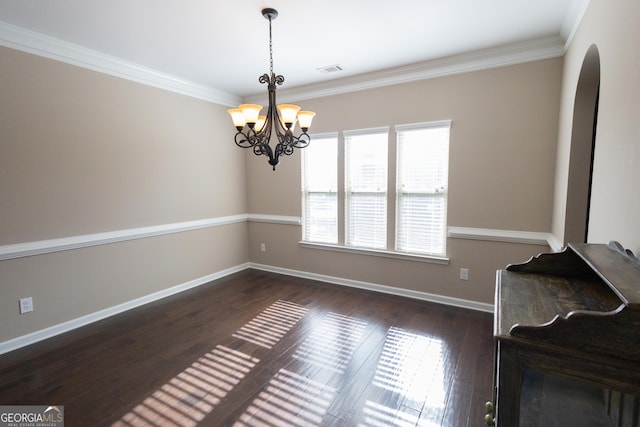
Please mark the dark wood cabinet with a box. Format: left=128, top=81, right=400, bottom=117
left=491, top=242, right=640, bottom=426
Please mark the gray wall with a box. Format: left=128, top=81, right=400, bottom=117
left=0, top=47, right=249, bottom=343
left=553, top=0, right=640, bottom=252
left=246, top=58, right=561, bottom=305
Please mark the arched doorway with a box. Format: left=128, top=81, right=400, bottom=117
left=564, top=44, right=600, bottom=244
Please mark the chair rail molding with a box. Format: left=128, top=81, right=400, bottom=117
left=0, top=215, right=248, bottom=261
left=448, top=226, right=555, bottom=248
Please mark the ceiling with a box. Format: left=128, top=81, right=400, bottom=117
left=0, top=0, right=588, bottom=104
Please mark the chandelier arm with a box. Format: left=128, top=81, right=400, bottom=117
left=279, top=142, right=294, bottom=157
left=249, top=109, right=279, bottom=168
left=291, top=132, right=311, bottom=149
left=253, top=142, right=269, bottom=157
left=234, top=131, right=255, bottom=148
left=251, top=132, right=279, bottom=167
left=275, top=141, right=290, bottom=161
left=258, top=73, right=270, bottom=85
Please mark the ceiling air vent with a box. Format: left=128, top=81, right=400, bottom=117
left=317, top=64, right=344, bottom=73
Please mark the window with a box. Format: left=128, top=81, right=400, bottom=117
left=301, top=121, right=450, bottom=259
left=345, top=128, right=388, bottom=250
left=302, top=133, right=338, bottom=244
left=395, top=122, right=450, bottom=255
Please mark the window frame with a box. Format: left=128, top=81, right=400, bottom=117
left=300, top=122, right=451, bottom=264
left=301, top=132, right=339, bottom=245
left=395, top=120, right=451, bottom=257
left=344, top=127, right=389, bottom=250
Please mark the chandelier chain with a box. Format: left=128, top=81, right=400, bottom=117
left=268, top=15, right=274, bottom=76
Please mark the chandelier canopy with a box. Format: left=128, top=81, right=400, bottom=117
left=228, top=8, right=315, bottom=171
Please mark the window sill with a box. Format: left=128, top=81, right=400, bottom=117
left=298, top=241, right=449, bottom=265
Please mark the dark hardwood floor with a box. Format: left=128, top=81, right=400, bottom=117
left=0, top=269, right=494, bottom=426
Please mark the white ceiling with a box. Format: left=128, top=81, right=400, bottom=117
left=0, top=0, right=588, bottom=103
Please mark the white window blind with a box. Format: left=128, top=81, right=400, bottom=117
left=302, top=134, right=338, bottom=244
left=396, top=121, right=450, bottom=256
left=345, top=128, right=388, bottom=250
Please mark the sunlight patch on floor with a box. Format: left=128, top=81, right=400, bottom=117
left=293, top=312, right=367, bottom=373
left=360, top=400, right=442, bottom=427
left=234, top=368, right=336, bottom=427
left=374, top=327, right=445, bottom=406
left=113, top=346, right=259, bottom=427
left=362, top=326, right=446, bottom=426
left=232, top=300, right=309, bottom=349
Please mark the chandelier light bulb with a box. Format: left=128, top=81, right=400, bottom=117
left=227, top=109, right=246, bottom=130
left=297, top=111, right=316, bottom=131
left=255, top=115, right=267, bottom=133
left=277, top=104, right=301, bottom=128
left=238, top=104, right=263, bottom=126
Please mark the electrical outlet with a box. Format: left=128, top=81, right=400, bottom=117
left=459, top=268, right=469, bottom=281
left=260, top=243, right=266, bottom=252
left=19, top=297, right=33, bottom=314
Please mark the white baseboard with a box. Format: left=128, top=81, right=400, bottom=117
left=0, top=263, right=249, bottom=356
left=249, top=262, right=494, bottom=313
left=0, top=261, right=494, bottom=356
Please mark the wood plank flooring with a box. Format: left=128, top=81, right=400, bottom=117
left=0, top=269, right=494, bottom=426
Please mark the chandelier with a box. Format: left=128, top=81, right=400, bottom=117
left=228, top=8, right=316, bottom=171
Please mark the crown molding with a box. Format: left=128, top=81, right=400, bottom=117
left=0, top=20, right=241, bottom=107
left=245, top=35, right=566, bottom=104
left=0, top=18, right=567, bottom=108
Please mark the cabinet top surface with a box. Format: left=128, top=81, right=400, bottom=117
left=495, top=242, right=640, bottom=339
left=569, top=243, right=640, bottom=307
